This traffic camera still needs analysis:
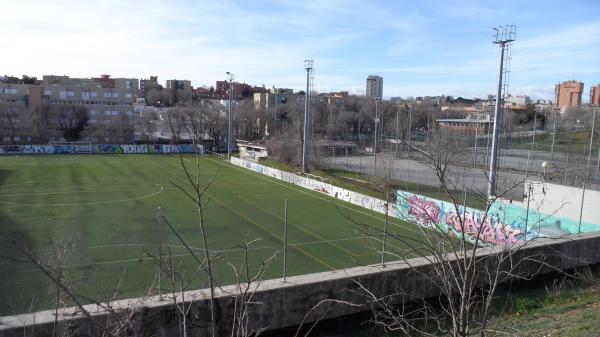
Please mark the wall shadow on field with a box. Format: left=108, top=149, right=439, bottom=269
left=0, top=169, right=49, bottom=316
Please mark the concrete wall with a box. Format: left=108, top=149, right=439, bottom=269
left=2, top=231, right=600, bottom=337
left=397, top=191, right=531, bottom=245
left=525, top=180, right=600, bottom=232
left=230, top=156, right=396, bottom=217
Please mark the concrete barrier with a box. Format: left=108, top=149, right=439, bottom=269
left=230, top=157, right=396, bottom=218
left=2, top=231, right=600, bottom=337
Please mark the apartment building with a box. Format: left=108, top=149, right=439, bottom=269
left=140, top=76, right=159, bottom=99
left=215, top=80, right=252, bottom=99
left=366, top=75, right=383, bottom=99
left=555, top=80, right=584, bottom=109
left=0, top=75, right=139, bottom=144
left=590, top=84, right=600, bottom=106
left=165, top=79, right=192, bottom=103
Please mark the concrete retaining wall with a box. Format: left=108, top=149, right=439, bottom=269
left=230, top=156, right=396, bottom=217
left=2, top=231, right=600, bottom=337
left=526, top=180, right=600, bottom=228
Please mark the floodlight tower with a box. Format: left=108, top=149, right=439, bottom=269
left=226, top=71, right=235, bottom=159
left=487, top=25, right=516, bottom=202
left=302, top=60, right=314, bottom=174
left=373, top=97, right=382, bottom=176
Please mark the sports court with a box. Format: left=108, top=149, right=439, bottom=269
left=0, top=154, right=423, bottom=315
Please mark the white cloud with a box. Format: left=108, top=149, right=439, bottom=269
left=1, top=0, right=598, bottom=100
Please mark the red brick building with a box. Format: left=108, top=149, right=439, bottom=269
left=215, top=81, right=252, bottom=99
left=555, top=80, right=584, bottom=108
left=590, top=84, right=600, bottom=106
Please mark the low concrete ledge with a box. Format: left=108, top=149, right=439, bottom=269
left=2, top=232, right=600, bottom=337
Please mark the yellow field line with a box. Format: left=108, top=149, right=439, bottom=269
left=203, top=157, right=406, bottom=256
left=204, top=157, right=419, bottom=234
left=237, top=195, right=359, bottom=257
left=209, top=196, right=336, bottom=270
left=142, top=155, right=336, bottom=271
left=203, top=157, right=421, bottom=251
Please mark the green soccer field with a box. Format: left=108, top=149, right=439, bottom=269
left=0, top=154, right=423, bottom=315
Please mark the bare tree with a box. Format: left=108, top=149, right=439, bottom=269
left=55, top=104, right=89, bottom=141
left=165, top=114, right=219, bottom=337
left=0, top=229, right=146, bottom=337
left=0, top=102, right=21, bottom=144
left=146, top=88, right=172, bottom=107
left=235, top=100, right=264, bottom=140
left=135, top=110, right=160, bottom=143
left=227, top=238, right=277, bottom=337
left=268, top=101, right=303, bottom=165
left=30, top=101, right=53, bottom=144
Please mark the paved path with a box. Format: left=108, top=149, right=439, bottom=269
left=322, top=155, right=526, bottom=199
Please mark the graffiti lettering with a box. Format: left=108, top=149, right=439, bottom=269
left=399, top=193, right=527, bottom=245
left=406, top=194, right=440, bottom=226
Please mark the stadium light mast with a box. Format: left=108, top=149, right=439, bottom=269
left=226, top=72, right=235, bottom=160
left=487, top=25, right=515, bottom=202
left=302, top=60, right=313, bottom=174
left=373, top=97, right=382, bottom=176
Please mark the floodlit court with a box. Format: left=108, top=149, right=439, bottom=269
left=0, top=154, right=423, bottom=315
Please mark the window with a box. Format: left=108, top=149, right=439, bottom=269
left=126, top=93, right=132, bottom=98
left=90, top=91, right=97, bottom=97
left=59, top=91, right=67, bottom=100
left=44, top=89, right=52, bottom=96
left=67, top=91, right=75, bottom=97
left=90, top=110, right=97, bottom=115
left=112, top=111, right=119, bottom=116
left=105, top=111, right=112, bottom=116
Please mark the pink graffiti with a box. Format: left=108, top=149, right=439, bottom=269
left=407, top=195, right=440, bottom=226
left=444, top=211, right=524, bottom=245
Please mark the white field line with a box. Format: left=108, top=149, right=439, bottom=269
left=12, top=236, right=380, bottom=273
left=0, top=187, right=160, bottom=198
left=0, top=185, right=164, bottom=207
left=204, top=156, right=424, bottom=237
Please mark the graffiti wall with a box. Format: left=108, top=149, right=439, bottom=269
left=396, top=191, right=530, bottom=245
left=230, top=157, right=396, bottom=217
left=0, top=144, right=201, bottom=155
left=397, top=191, right=600, bottom=245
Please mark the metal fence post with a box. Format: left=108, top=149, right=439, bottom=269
left=586, top=108, right=596, bottom=179
left=524, top=184, right=532, bottom=241
left=381, top=200, right=388, bottom=268
left=157, top=207, right=163, bottom=300
left=283, top=199, right=288, bottom=282
left=578, top=181, right=586, bottom=235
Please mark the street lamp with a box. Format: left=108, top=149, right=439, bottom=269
left=226, top=72, right=234, bottom=159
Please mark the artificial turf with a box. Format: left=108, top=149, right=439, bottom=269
left=0, top=154, right=423, bottom=315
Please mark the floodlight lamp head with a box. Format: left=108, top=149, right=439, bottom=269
left=492, top=24, right=516, bottom=44
left=304, top=59, right=314, bottom=70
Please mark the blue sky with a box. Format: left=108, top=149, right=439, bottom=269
left=2, top=0, right=600, bottom=100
